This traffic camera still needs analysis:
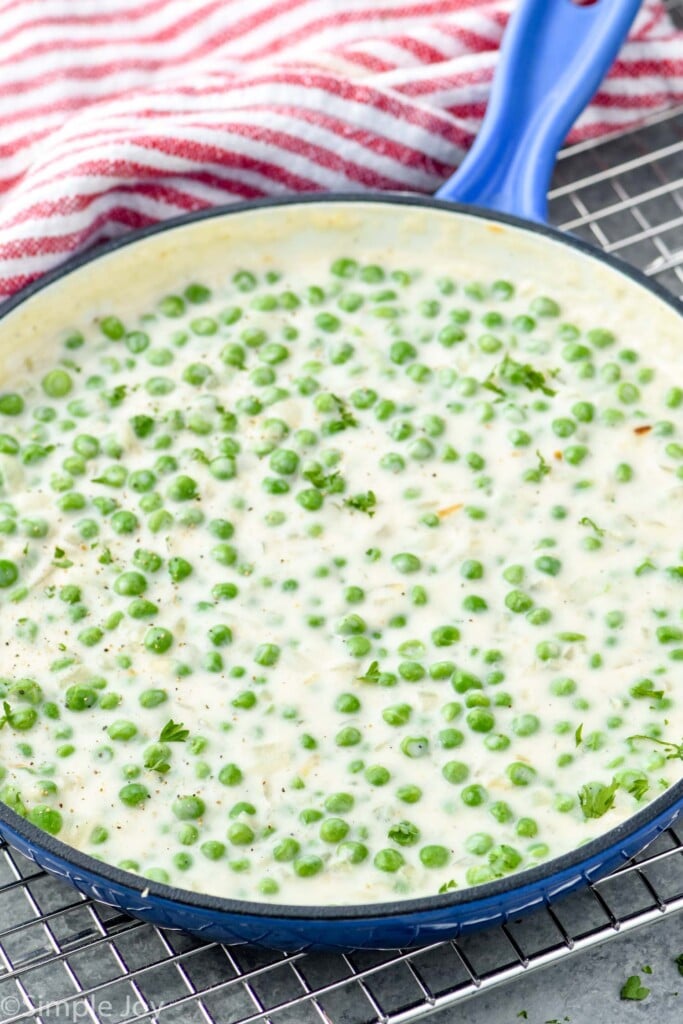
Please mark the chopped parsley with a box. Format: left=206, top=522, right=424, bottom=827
left=143, top=749, right=171, bottom=775
left=499, top=355, right=557, bottom=397
left=624, top=777, right=650, bottom=800
left=620, top=975, right=650, bottom=1001
left=630, top=679, right=664, bottom=700
left=344, top=491, right=377, bottom=516
left=358, top=660, right=381, bottom=684
left=52, top=547, right=74, bottom=569
left=0, top=702, right=15, bottom=730
left=329, top=393, right=358, bottom=430
left=579, top=516, right=605, bottom=536
left=302, top=466, right=343, bottom=493
left=535, top=450, right=551, bottom=478
left=628, top=734, right=683, bottom=761
left=578, top=778, right=619, bottom=819
left=159, top=719, right=190, bottom=743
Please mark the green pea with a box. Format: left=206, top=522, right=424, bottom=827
left=64, top=685, right=98, bottom=712
left=364, top=764, right=390, bottom=786
left=107, top=720, right=138, bottom=741
left=218, top=763, right=242, bottom=786
left=391, top=552, right=421, bottom=574
left=489, top=844, right=522, bottom=874
left=0, top=393, right=24, bottom=416
left=374, top=848, right=404, bottom=872
left=337, top=841, right=368, bottom=864
left=144, top=627, right=173, bottom=654
left=535, top=556, right=561, bottom=576
left=167, top=475, right=198, bottom=501
left=139, top=689, right=167, bottom=709
left=443, top=761, right=469, bottom=784
left=516, top=817, right=538, bottom=838
left=41, top=369, right=73, bottom=398
left=397, top=784, right=422, bottom=804
left=466, top=708, right=495, bottom=733
left=168, top=557, right=192, bottom=583
left=489, top=800, right=514, bottom=823
left=119, top=783, right=149, bottom=807
left=201, top=841, right=226, bottom=861
left=28, top=805, right=63, bottom=835
left=512, top=714, right=540, bottom=736
left=293, top=855, right=324, bottom=878
left=461, top=784, right=487, bottom=807
left=170, top=796, right=205, bottom=821
left=227, top=822, right=254, bottom=845
left=506, top=762, right=537, bottom=786
left=4, top=707, right=38, bottom=731
left=319, top=817, right=350, bottom=843
left=382, top=703, right=412, bottom=726
left=114, top=572, right=147, bottom=597
left=0, top=560, right=19, bottom=588
left=400, top=735, right=429, bottom=758
left=254, top=643, right=280, bottom=667
left=336, top=726, right=362, bottom=747
left=465, top=833, right=493, bottom=855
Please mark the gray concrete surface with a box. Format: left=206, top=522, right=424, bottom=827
left=430, top=913, right=683, bottom=1024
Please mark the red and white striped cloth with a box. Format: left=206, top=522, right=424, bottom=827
left=0, top=0, right=681, bottom=298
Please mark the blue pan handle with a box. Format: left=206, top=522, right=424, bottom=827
left=436, top=0, right=642, bottom=222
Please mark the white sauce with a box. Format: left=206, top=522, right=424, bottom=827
left=0, top=202, right=680, bottom=906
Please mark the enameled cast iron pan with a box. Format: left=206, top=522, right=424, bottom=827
left=0, top=0, right=680, bottom=951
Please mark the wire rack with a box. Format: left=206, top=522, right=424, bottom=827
left=1, top=32, right=683, bottom=1024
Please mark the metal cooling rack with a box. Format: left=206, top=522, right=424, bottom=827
left=1, top=29, right=683, bottom=1024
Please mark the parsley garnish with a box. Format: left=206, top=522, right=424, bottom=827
left=499, top=355, right=557, bottom=396
left=624, top=776, right=650, bottom=800
left=52, top=547, right=74, bottom=569
left=675, top=953, right=683, bottom=976
left=630, top=679, right=664, bottom=700
left=574, top=723, right=583, bottom=747
left=159, top=719, right=189, bottom=743
left=358, top=660, right=381, bottom=684
left=666, top=566, right=683, bottom=582
left=0, top=702, right=15, bottom=729
left=438, top=879, right=458, bottom=894
left=579, top=516, right=605, bottom=536
left=578, top=778, right=619, bottom=819
left=98, top=548, right=114, bottom=566
left=627, top=734, right=683, bottom=761
left=620, top=975, right=650, bottom=1001
left=482, top=373, right=506, bottom=398
left=642, top=965, right=653, bottom=975
left=143, top=749, right=171, bottom=775
left=302, top=465, right=343, bottom=494
left=318, top=393, right=358, bottom=434
left=635, top=558, right=656, bottom=576
left=535, top=450, right=551, bottom=478
left=103, top=384, right=127, bottom=407
left=344, top=491, right=377, bottom=517
left=331, top=394, right=357, bottom=426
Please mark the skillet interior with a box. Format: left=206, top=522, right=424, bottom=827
left=0, top=196, right=680, bottom=949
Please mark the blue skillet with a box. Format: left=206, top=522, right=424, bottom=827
left=0, top=0, right=680, bottom=951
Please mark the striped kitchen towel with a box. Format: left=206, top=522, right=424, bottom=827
left=0, top=0, right=681, bottom=297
